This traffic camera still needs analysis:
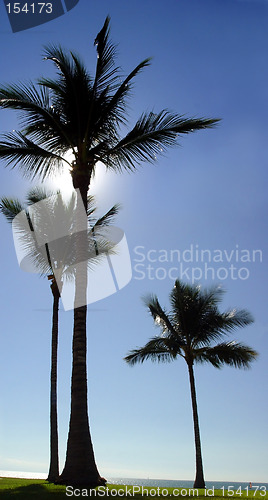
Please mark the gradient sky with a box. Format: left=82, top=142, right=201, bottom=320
left=0, top=0, right=267, bottom=484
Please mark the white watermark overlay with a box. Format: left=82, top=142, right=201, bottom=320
left=12, top=189, right=132, bottom=310
left=132, top=244, right=263, bottom=283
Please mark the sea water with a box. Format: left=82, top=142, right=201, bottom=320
left=108, top=478, right=268, bottom=490
left=0, top=471, right=267, bottom=490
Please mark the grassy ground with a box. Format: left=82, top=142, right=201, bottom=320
left=0, top=478, right=267, bottom=499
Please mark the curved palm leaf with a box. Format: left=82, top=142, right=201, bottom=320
left=125, top=336, right=178, bottom=365
left=102, top=111, right=219, bottom=172
left=93, top=15, right=119, bottom=95
left=0, top=131, right=66, bottom=179
left=143, top=293, right=180, bottom=339
left=194, top=341, right=258, bottom=369
left=91, top=203, right=121, bottom=227
left=41, top=46, right=94, bottom=147
left=0, top=82, right=72, bottom=152
left=191, top=308, right=254, bottom=348
left=26, top=186, right=56, bottom=205
left=93, top=58, right=151, bottom=133
left=0, top=197, right=24, bottom=223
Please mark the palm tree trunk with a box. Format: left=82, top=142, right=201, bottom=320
left=58, top=173, right=104, bottom=487
left=47, top=279, right=60, bottom=483
left=59, top=305, right=102, bottom=486
left=187, top=362, right=206, bottom=489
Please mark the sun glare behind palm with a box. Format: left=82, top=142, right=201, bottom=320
left=48, top=159, right=111, bottom=202
left=90, top=162, right=109, bottom=194
left=48, top=151, right=75, bottom=200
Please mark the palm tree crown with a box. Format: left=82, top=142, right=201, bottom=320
left=126, top=280, right=256, bottom=368
left=0, top=16, right=219, bottom=187
left=125, top=280, right=258, bottom=488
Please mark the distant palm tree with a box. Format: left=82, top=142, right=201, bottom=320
left=0, top=16, right=219, bottom=486
left=0, top=188, right=119, bottom=483
left=124, top=280, right=258, bottom=489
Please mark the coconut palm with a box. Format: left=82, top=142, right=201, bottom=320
left=124, top=280, right=258, bottom=488
left=0, top=17, right=219, bottom=486
left=0, top=188, right=119, bottom=483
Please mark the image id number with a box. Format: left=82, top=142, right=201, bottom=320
left=6, top=3, right=53, bottom=14
left=221, top=486, right=267, bottom=497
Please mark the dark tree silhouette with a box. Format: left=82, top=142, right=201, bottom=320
left=125, top=280, right=258, bottom=488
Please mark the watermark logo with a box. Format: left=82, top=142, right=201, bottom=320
left=3, top=0, right=80, bottom=33
left=132, top=244, right=263, bottom=283
left=12, top=189, right=132, bottom=310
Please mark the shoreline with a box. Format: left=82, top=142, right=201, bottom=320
left=0, top=473, right=267, bottom=488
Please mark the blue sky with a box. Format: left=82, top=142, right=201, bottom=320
left=0, top=0, right=267, bottom=484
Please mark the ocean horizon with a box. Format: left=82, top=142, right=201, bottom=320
left=0, top=471, right=267, bottom=490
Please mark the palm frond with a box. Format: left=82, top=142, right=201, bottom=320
left=103, top=111, right=219, bottom=171
left=26, top=186, right=56, bottom=205
left=220, top=308, right=254, bottom=330
left=124, top=336, right=177, bottom=365
left=170, top=280, right=224, bottom=313
left=41, top=45, right=94, bottom=145
left=169, top=279, right=199, bottom=339
left=93, top=16, right=119, bottom=95
left=169, top=280, right=254, bottom=347
left=0, top=197, right=24, bottom=223
left=10, top=205, right=53, bottom=276
left=86, top=195, right=97, bottom=218
left=91, top=58, right=151, bottom=135
left=92, top=203, right=121, bottom=227
left=0, top=81, right=49, bottom=113
left=0, top=81, right=70, bottom=151
left=42, top=44, right=81, bottom=83
left=194, top=342, right=258, bottom=369
left=0, top=131, right=65, bottom=179
left=191, top=308, right=254, bottom=348
left=143, top=293, right=180, bottom=339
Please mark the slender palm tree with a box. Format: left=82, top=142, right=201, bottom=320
left=0, top=188, right=119, bottom=484
left=124, top=280, right=258, bottom=488
left=0, top=17, right=219, bottom=486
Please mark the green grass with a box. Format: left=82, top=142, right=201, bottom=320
left=0, top=478, right=267, bottom=499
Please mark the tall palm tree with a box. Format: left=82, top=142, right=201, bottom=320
left=0, top=188, right=119, bottom=484
left=124, top=280, right=258, bottom=488
left=0, top=17, right=219, bottom=486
